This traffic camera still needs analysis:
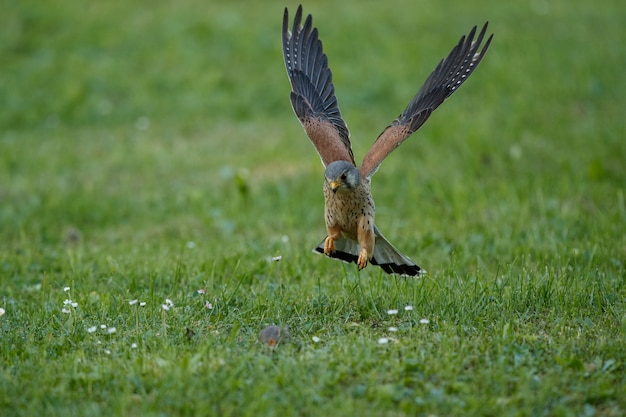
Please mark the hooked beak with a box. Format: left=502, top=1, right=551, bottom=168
left=329, top=181, right=340, bottom=193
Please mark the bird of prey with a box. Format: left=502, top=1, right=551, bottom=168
left=282, top=5, right=492, bottom=276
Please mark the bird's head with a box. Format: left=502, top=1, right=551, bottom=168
left=325, top=160, right=360, bottom=194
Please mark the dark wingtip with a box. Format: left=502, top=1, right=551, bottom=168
left=282, top=7, right=290, bottom=39
left=293, top=4, right=304, bottom=31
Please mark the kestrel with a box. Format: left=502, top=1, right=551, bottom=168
left=282, top=5, right=492, bottom=276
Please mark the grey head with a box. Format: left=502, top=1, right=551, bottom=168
left=325, top=160, right=361, bottom=194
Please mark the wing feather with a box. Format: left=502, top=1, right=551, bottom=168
left=360, top=22, right=493, bottom=178
left=282, top=6, right=355, bottom=167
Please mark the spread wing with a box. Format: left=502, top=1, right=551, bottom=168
left=360, top=22, right=493, bottom=178
left=282, top=5, right=355, bottom=167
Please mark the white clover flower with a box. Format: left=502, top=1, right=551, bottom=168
left=104, top=349, right=111, bottom=355
left=386, top=309, right=399, bottom=315
left=128, top=299, right=138, bottom=305
left=100, top=324, right=107, bottom=329
left=419, top=318, right=430, bottom=324
left=271, top=256, right=282, bottom=262
left=87, top=326, right=97, bottom=333
left=63, top=299, right=78, bottom=308
left=140, top=302, right=146, bottom=307
left=378, top=337, right=389, bottom=344
left=0, top=308, right=5, bottom=317
left=107, top=327, right=116, bottom=334
left=404, top=305, right=414, bottom=311
left=388, top=327, right=398, bottom=332
left=161, top=304, right=170, bottom=311
left=312, top=336, right=321, bottom=343
left=197, top=289, right=205, bottom=295
left=131, top=343, right=138, bottom=349
left=61, top=308, right=71, bottom=314
left=205, top=301, right=213, bottom=309
left=165, top=299, right=174, bottom=307
left=63, top=287, right=70, bottom=292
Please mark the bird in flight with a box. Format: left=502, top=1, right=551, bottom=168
left=282, top=5, right=492, bottom=276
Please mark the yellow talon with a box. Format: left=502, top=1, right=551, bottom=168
left=324, top=236, right=336, bottom=256
left=357, top=248, right=368, bottom=270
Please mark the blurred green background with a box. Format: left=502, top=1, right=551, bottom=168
left=1, top=0, right=625, bottom=415
left=2, top=0, right=624, bottom=254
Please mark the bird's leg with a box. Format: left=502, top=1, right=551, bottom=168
left=357, top=249, right=368, bottom=270
left=357, top=216, right=375, bottom=270
left=323, top=236, right=335, bottom=255
left=324, top=224, right=342, bottom=256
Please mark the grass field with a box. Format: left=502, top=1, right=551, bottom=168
left=1, top=0, right=625, bottom=415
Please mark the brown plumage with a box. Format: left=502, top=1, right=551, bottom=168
left=282, top=5, right=493, bottom=276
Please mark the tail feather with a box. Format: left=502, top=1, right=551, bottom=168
left=313, top=226, right=425, bottom=277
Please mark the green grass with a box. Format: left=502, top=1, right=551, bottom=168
left=1, top=0, right=625, bottom=415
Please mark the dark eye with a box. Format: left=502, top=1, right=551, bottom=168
left=340, top=174, right=347, bottom=180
